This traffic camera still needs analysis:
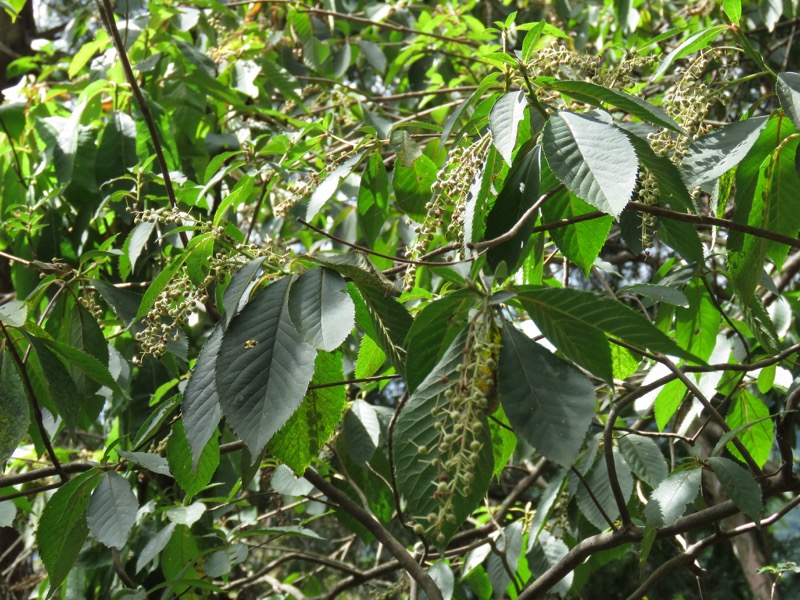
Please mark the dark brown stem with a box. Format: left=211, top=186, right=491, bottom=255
left=298, top=218, right=474, bottom=267
left=302, top=468, right=443, bottom=600
left=97, top=0, right=189, bottom=249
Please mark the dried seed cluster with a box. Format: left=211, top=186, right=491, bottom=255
left=415, top=309, right=500, bottom=543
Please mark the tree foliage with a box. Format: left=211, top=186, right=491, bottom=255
left=1, top=0, right=800, bottom=598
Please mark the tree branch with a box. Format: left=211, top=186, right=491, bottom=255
left=302, top=468, right=443, bottom=600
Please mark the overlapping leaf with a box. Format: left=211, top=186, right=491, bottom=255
left=216, top=277, right=317, bottom=456
left=288, top=268, right=355, bottom=352
left=499, top=323, right=595, bottom=467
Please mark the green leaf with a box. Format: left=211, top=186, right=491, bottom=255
left=306, top=252, right=398, bottom=298
left=260, top=60, right=308, bottom=113
left=644, top=467, right=702, bottom=527
left=357, top=151, right=390, bottom=246
left=37, top=469, right=101, bottom=589
left=547, top=80, right=684, bottom=134
left=499, top=322, right=595, bottom=467
left=483, top=143, right=542, bottom=272
left=527, top=530, right=573, bottom=596
left=136, top=523, right=176, bottom=573
left=393, top=153, right=437, bottom=221
left=216, top=277, right=317, bottom=456
left=87, top=471, right=138, bottom=550
left=623, top=131, right=694, bottom=212
left=393, top=328, right=494, bottom=544
left=723, top=0, right=742, bottom=24
left=288, top=268, right=355, bottom=352
left=213, top=176, right=255, bottom=228
left=675, top=279, right=721, bottom=362
left=161, top=524, right=200, bottom=581
left=490, top=90, right=527, bottom=165
left=576, top=450, right=633, bottom=531
left=618, top=434, right=668, bottom=488
left=0, top=350, right=28, bottom=465
left=221, top=256, right=271, bottom=321
left=135, top=253, right=189, bottom=321
left=654, top=379, right=687, bottom=431
left=681, top=116, right=770, bottom=187
left=619, top=284, right=689, bottom=307
left=183, top=324, right=222, bottom=469
left=117, top=450, right=172, bottom=477
left=269, top=351, right=347, bottom=475
left=651, top=25, right=728, bottom=82
left=726, top=390, right=774, bottom=468
left=306, top=152, right=364, bottom=221
left=354, top=334, right=386, bottom=379
left=168, top=420, right=219, bottom=500
left=707, top=457, right=763, bottom=522
left=541, top=186, right=612, bottom=275
left=657, top=217, right=705, bottom=265
left=0, top=300, right=27, bottom=327
left=515, top=285, right=700, bottom=370
left=343, top=398, right=381, bottom=465
left=67, top=301, right=109, bottom=397
left=777, top=72, right=800, bottom=131
left=404, top=289, right=474, bottom=393
left=543, top=112, right=637, bottom=218
left=390, top=129, right=422, bottom=166
left=26, top=337, right=81, bottom=433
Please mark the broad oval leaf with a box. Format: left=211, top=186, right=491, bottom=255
left=644, top=467, right=702, bottom=527
left=490, top=90, right=527, bottom=165
left=343, top=398, right=381, bottom=465
left=183, top=323, right=223, bottom=469
left=0, top=351, right=28, bottom=465
left=777, top=72, right=800, bottom=131
left=168, top=420, right=219, bottom=500
left=543, top=112, right=637, bottom=218
left=575, top=449, right=633, bottom=531
left=393, top=153, right=437, bottom=221
left=216, top=276, right=317, bottom=456
left=618, top=434, right=668, bottom=488
left=37, top=469, right=101, bottom=588
left=288, top=268, right=355, bottom=352
left=499, top=323, right=595, bottom=467
left=87, top=471, right=138, bottom=550
left=681, top=116, right=769, bottom=187
left=707, top=456, right=763, bottom=522
left=726, top=390, right=774, bottom=468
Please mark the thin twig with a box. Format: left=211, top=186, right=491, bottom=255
left=97, top=0, right=189, bottom=249
left=298, top=218, right=475, bottom=267
left=302, top=468, right=444, bottom=600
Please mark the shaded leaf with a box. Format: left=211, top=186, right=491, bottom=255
left=216, top=277, right=317, bottom=456
left=183, top=324, right=223, bottom=469
left=307, top=152, right=364, bottom=221
left=708, top=457, right=763, bottom=521
left=618, top=434, right=668, bottom=488
left=87, top=471, right=138, bottom=549
left=0, top=351, right=28, bottom=465
left=575, top=450, right=633, bottom=531
left=168, top=420, right=219, bottom=499
left=777, top=72, right=800, bottom=131
left=499, top=323, right=595, bottom=467
left=37, top=469, right=101, bottom=588
left=288, top=268, right=355, bottom=352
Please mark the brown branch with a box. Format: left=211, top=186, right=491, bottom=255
left=297, top=7, right=480, bottom=48
left=469, top=185, right=564, bottom=251
left=97, top=0, right=189, bottom=249
left=629, top=202, right=800, bottom=250
left=302, top=468, right=443, bottom=600
left=298, top=218, right=474, bottom=268
left=112, top=547, right=136, bottom=589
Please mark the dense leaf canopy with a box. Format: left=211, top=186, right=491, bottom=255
left=1, top=0, right=800, bottom=598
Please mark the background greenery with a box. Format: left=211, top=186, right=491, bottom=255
left=1, top=0, right=800, bottom=598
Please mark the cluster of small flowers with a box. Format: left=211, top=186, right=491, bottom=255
left=593, top=53, right=658, bottom=90
left=413, top=310, right=500, bottom=543
left=274, top=176, right=316, bottom=217
left=135, top=269, right=204, bottom=358
left=526, top=44, right=602, bottom=105
left=402, top=135, right=491, bottom=291
left=79, top=289, right=105, bottom=322
left=132, top=205, right=188, bottom=227
left=637, top=169, right=659, bottom=250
